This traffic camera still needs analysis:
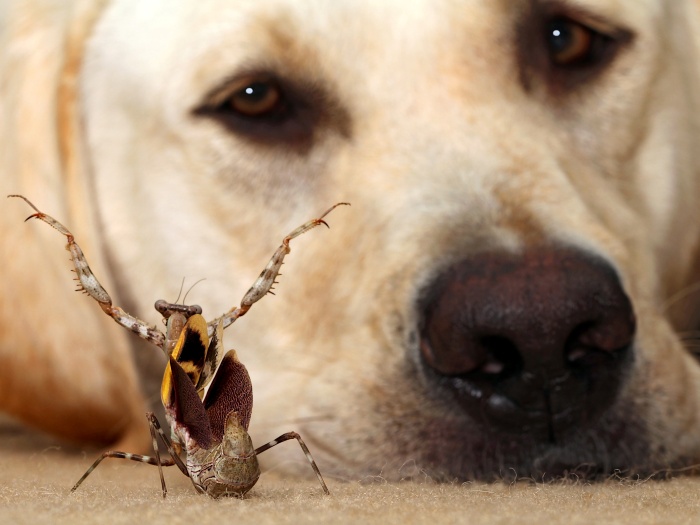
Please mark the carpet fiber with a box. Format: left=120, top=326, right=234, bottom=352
left=2, top=421, right=699, bottom=525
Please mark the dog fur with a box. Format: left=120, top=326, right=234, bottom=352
left=2, top=0, right=700, bottom=480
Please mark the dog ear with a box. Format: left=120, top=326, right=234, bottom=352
left=0, top=0, right=148, bottom=450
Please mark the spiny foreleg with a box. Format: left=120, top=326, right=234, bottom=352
left=8, top=195, right=165, bottom=348
left=208, top=202, right=349, bottom=335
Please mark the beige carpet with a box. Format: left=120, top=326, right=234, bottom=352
left=2, top=420, right=699, bottom=525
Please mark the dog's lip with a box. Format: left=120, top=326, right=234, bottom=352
left=439, top=373, right=588, bottom=442
left=410, top=401, right=650, bottom=481
left=484, top=390, right=579, bottom=440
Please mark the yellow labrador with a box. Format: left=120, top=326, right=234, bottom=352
left=2, top=0, right=700, bottom=480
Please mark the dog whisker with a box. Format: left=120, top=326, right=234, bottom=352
left=662, top=281, right=700, bottom=313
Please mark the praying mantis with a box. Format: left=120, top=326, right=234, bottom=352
left=9, top=194, right=347, bottom=497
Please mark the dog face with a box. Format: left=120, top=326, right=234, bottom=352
left=3, top=0, right=700, bottom=479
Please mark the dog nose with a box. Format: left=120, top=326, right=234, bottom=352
left=419, top=248, right=635, bottom=442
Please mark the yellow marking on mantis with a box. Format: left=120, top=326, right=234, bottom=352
left=162, top=314, right=209, bottom=406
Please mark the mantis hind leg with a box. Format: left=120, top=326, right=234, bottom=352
left=71, top=413, right=188, bottom=498
left=254, top=431, right=330, bottom=495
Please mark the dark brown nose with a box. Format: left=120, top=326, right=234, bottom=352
left=419, top=248, right=635, bottom=442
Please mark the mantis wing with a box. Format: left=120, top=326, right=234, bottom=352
left=195, top=319, right=224, bottom=394
left=204, top=350, right=253, bottom=442
left=163, top=356, right=213, bottom=449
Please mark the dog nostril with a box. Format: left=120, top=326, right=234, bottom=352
left=421, top=335, right=522, bottom=377
left=419, top=248, right=635, bottom=441
left=478, top=337, right=523, bottom=376
left=565, top=317, right=635, bottom=370
left=566, top=321, right=605, bottom=364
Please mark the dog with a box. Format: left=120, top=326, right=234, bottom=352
left=2, top=0, right=700, bottom=481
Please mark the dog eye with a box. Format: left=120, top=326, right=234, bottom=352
left=209, top=76, right=286, bottom=119
left=226, top=79, right=283, bottom=117
left=546, top=18, right=610, bottom=67
left=516, top=11, right=634, bottom=94
left=194, top=74, right=312, bottom=146
left=195, top=72, right=351, bottom=149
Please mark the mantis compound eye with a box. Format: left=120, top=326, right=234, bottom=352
left=154, top=300, right=203, bottom=318
left=155, top=299, right=170, bottom=316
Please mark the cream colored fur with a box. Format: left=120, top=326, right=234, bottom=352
left=1, top=0, right=700, bottom=481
